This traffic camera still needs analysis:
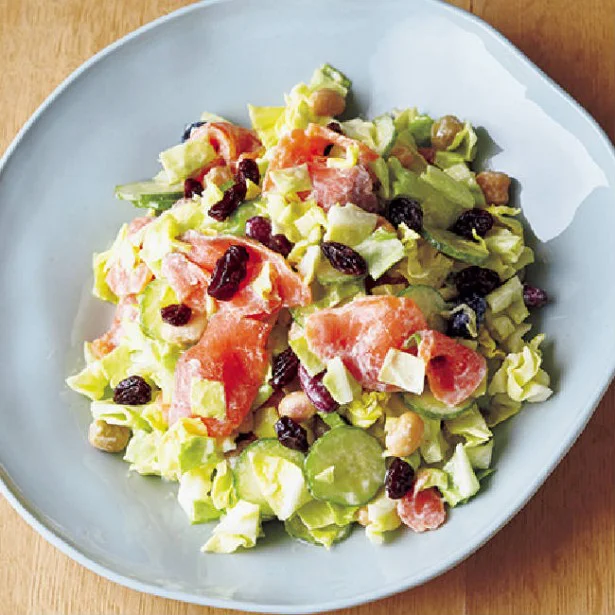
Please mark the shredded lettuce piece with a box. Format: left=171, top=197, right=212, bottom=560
left=441, top=442, right=481, bottom=506
left=178, top=466, right=221, bottom=523
left=393, top=107, right=433, bottom=146
left=445, top=405, right=492, bottom=446
left=355, top=227, right=405, bottom=280
left=343, top=391, right=391, bottom=429
left=484, top=393, right=523, bottom=427
left=419, top=417, right=449, bottom=464
left=488, top=335, right=553, bottom=403
left=250, top=453, right=311, bottom=520
left=365, top=492, right=402, bottom=544
left=396, top=224, right=454, bottom=288
left=202, top=500, right=262, bottom=554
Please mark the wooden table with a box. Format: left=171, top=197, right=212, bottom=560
left=1, top=1, right=613, bottom=613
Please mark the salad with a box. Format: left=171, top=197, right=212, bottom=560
left=67, top=65, right=553, bottom=553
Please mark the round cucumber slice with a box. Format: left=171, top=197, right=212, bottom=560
left=138, top=279, right=178, bottom=340
left=305, top=427, right=385, bottom=506
left=115, top=180, right=183, bottom=212
left=403, top=387, right=474, bottom=420
left=422, top=227, right=489, bottom=265
left=399, top=285, right=447, bottom=332
left=284, top=515, right=352, bottom=547
left=233, top=439, right=305, bottom=518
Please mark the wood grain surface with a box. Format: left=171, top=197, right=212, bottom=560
left=0, top=1, right=614, bottom=614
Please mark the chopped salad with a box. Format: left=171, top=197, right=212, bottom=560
left=67, top=65, right=553, bottom=553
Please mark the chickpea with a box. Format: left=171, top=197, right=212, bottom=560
left=357, top=506, right=370, bottom=527
left=278, top=391, right=317, bottom=423
left=310, top=88, right=346, bottom=117
left=476, top=171, right=511, bottom=205
left=385, top=411, right=424, bottom=457
left=431, top=115, right=463, bottom=150
left=88, top=420, right=131, bottom=453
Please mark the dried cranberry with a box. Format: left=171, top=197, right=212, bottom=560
left=181, top=120, right=206, bottom=142
left=207, top=244, right=249, bottom=300
left=237, top=158, right=260, bottom=185
left=455, top=266, right=500, bottom=296
left=386, top=197, right=424, bottom=232
left=245, top=216, right=272, bottom=244
left=208, top=180, right=247, bottom=221
left=160, top=303, right=192, bottom=326
left=268, top=234, right=293, bottom=257
left=298, top=365, right=339, bottom=413
left=245, top=216, right=293, bottom=257
left=113, top=375, right=152, bottom=406
left=450, top=208, right=494, bottom=239
left=274, top=416, right=309, bottom=453
left=270, top=348, right=300, bottom=389
left=183, top=178, right=203, bottom=199
left=326, top=121, right=343, bottom=134
left=320, top=242, right=367, bottom=276
left=523, top=284, right=548, bottom=308
left=385, top=458, right=415, bottom=499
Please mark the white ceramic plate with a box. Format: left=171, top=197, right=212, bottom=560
left=1, top=0, right=614, bottom=612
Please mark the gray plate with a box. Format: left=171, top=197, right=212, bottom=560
left=1, top=0, right=614, bottom=612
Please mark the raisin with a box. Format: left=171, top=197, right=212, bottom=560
left=208, top=180, right=247, bottom=221
left=385, top=457, right=415, bottom=499
left=270, top=348, right=300, bottom=389
left=450, top=208, right=494, bottom=239
left=183, top=178, right=203, bottom=199
left=326, top=121, right=343, bottom=134
left=320, top=241, right=367, bottom=276
left=323, top=144, right=334, bottom=156
left=455, top=266, right=500, bottom=296
left=245, top=216, right=272, bottom=244
left=274, top=416, right=309, bottom=453
left=237, top=158, right=260, bottom=185
left=298, top=365, right=339, bottom=413
left=181, top=120, right=206, bottom=142
left=523, top=284, right=548, bottom=308
left=386, top=197, right=424, bottom=232
left=113, top=375, right=152, bottom=406
left=207, top=244, right=249, bottom=301
left=160, top=303, right=192, bottom=327
left=268, top=234, right=293, bottom=257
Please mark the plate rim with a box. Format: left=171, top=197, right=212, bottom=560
left=1, top=0, right=614, bottom=612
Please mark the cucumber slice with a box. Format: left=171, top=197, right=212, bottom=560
left=399, top=285, right=447, bottom=332
left=115, top=181, right=183, bottom=212
left=305, top=427, right=385, bottom=506
left=422, top=227, right=489, bottom=265
left=233, top=439, right=305, bottom=518
left=139, top=279, right=178, bottom=340
left=403, top=386, right=474, bottom=420
left=284, top=514, right=352, bottom=547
